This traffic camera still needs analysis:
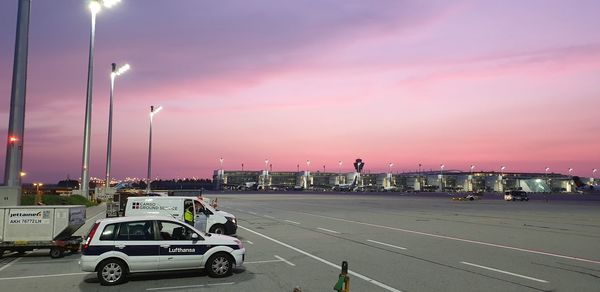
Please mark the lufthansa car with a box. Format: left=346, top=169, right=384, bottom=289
left=80, top=216, right=245, bottom=285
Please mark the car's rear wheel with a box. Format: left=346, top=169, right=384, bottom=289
left=97, top=259, right=128, bottom=286
left=206, top=252, right=234, bottom=278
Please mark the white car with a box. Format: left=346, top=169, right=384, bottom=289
left=80, top=216, right=245, bottom=285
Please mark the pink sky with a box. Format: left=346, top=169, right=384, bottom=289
left=1, top=0, right=600, bottom=183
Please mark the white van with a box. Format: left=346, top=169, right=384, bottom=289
left=124, top=197, right=237, bottom=235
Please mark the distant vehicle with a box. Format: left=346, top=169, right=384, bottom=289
left=572, top=176, right=600, bottom=194
left=80, top=216, right=245, bottom=285
left=124, top=197, right=237, bottom=235
left=504, top=190, right=529, bottom=201
left=452, top=194, right=481, bottom=201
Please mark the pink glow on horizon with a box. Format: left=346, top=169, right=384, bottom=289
left=1, top=1, right=600, bottom=183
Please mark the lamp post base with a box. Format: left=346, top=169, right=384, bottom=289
left=0, top=186, right=21, bottom=206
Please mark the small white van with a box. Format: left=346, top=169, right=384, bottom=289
left=124, top=196, right=237, bottom=235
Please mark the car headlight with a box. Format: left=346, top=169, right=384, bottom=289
left=226, top=217, right=236, bottom=224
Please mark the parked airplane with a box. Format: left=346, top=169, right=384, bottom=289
left=572, top=176, right=600, bottom=193
left=333, top=175, right=359, bottom=192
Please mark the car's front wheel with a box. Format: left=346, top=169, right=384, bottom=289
left=97, top=259, right=128, bottom=286
left=205, top=252, right=234, bottom=278
left=209, top=224, right=226, bottom=235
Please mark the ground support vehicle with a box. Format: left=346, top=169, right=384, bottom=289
left=504, top=190, right=529, bottom=201
left=0, top=205, right=86, bottom=258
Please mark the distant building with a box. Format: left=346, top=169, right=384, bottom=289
left=213, top=169, right=584, bottom=193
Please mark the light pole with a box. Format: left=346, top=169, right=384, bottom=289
left=593, top=168, right=598, bottom=179
left=146, top=105, right=163, bottom=193
left=470, top=165, right=475, bottom=174
left=264, top=159, right=269, bottom=172
left=81, top=0, right=122, bottom=200
left=219, top=157, right=224, bottom=170
left=3, top=0, right=31, bottom=204
left=440, top=164, right=445, bottom=191
left=33, top=182, right=42, bottom=204
left=568, top=168, right=573, bottom=176
left=104, top=63, right=130, bottom=196
left=338, top=161, right=342, bottom=183
left=306, top=160, right=311, bottom=171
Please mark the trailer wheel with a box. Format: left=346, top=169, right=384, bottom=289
left=49, top=248, right=64, bottom=259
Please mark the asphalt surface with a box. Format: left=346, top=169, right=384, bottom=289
left=1, top=193, right=599, bottom=291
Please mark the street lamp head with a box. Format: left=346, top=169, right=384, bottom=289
left=338, top=160, right=342, bottom=166
left=115, top=63, right=130, bottom=76
left=440, top=164, right=445, bottom=169
left=89, top=1, right=102, bottom=14
left=20, top=172, right=26, bottom=177
left=594, top=169, right=598, bottom=173
left=102, top=0, right=122, bottom=8
left=150, top=105, right=163, bottom=119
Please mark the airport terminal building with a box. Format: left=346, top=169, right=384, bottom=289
left=213, top=169, right=595, bottom=193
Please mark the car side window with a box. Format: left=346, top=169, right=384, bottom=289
left=116, top=221, right=154, bottom=241
left=158, top=221, right=199, bottom=241
left=99, top=223, right=117, bottom=241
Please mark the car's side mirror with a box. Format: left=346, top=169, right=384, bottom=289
left=191, top=233, right=199, bottom=240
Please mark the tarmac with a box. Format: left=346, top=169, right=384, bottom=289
left=1, top=192, right=599, bottom=291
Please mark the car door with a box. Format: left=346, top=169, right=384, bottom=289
left=157, top=220, right=206, bottom=270
left=114, top=220, right=159, bottom=272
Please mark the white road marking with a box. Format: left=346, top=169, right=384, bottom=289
left=0, top=272, right=91, bottom=281
left=207, top=282, right=236, bottom=286
left=243, top=240, right=254, bottom=245
left=274, top=255, right=296, bottom=266
left=285, top=220, right=300, bottom=225
left=85, top=210, right=105, bottom=223
left=248, top=211, right=257, bottom=215
left=460, top=261, right=549, bottom=283
left=245, top=259, right=284, bottom=264
left=147, top=282, right=235, bottom=291
left=239, top=225, right=403, bottom=292
left=0, top=257, right=23, bottom=272
left=264, top=215, right=275, bottom=219
left=317, top=227, right=340, bottom=234
left=367, top=239, right=407, bottom=250
left=299, top=212, right=600, bottom=265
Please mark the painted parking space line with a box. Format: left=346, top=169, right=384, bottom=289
left=460, top=262, right=549, bottom=283
left=317, top=227, right=340, bottom=234
left=367, top=239, right=407, bottom=250
left=264, top=215, right=275, bottom=219
left=0, top=272, right=92, bottom=281
left=285, top=220, right=300, bottom=225
left=243, top=240, right=254, bottom=245
left=239, top=225, right=403, bottom=292
left=245, top=259, right=284, bottom=264
left=146, top=282, right=235, bottom=291
left=274, top=255, right=295, bottom=266
left=248, top=211, right=257, bottom=215
left=298, top=211, right=600, bottom=265
left=0, top=257, right=23, bottom=273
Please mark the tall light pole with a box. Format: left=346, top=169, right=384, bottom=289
left=264, top=159, right=269, bottom=172
left=470, top=165, right=475, bottom=174
left=593, top=168, right=598, bottom=179
left=104, top=63, right=130, bottom=196
left=219, top=157, right=224, bottom=170
left=2, top=0, right=31, bottom=206
left=146, top=105, right=163, bottom=193
left=388, top=163, right=394, bottom=174
left=306, top=160, right=311, bottom=171
left=81, top=0, right=122, bottom=200
left=568, top=168, right=573, bottom=176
